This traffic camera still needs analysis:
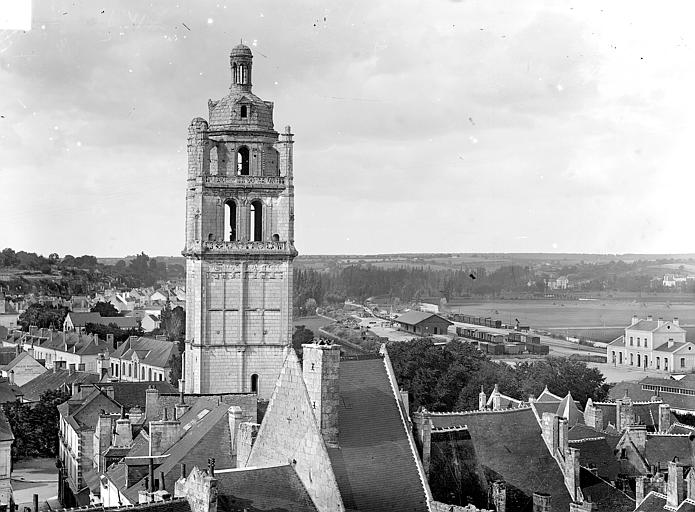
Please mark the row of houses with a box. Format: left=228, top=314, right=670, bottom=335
left=48, top=337, right=695, bottom=512
left=1, top=328, right=176, bottom=387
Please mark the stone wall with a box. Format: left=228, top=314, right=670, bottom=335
left=247, top=351, right=344, bottom=512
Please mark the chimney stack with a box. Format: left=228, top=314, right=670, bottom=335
left=479, top=386, right=487, bottom=411
left=302, top=341, right=341, bottom=447
left=8, top=370, right=14, bottom=386
left=491, top=481, right=506, bottom=512
left=532, top=492, right=551, bottom=512
left=647, top=315, right=654, bottom=321
left=668, top=459, right=686, bottom=508
left=145, top=385, right=161, bottom=421
left=659, top=404, right=671, bottom=432
left=632, top=315, right=639, bottom=326
left=674, top=317, right=680, bottom=326
left=658, top=317, right=664, bottom=327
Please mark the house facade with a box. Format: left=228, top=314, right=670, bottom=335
left=109, top=337, right=175, bottom=382
left=607, top=315, right=693, bottom=373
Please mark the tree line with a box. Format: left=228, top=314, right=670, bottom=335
left=387, top=337, right=610, bottom=412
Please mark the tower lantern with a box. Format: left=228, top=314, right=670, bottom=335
left=230, top=43, right=252, bottom=89
left=183, top=45, right=296, bottom=398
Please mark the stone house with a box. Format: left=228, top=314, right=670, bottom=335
left=607, top=315, right=693, bottom=372
left=0, top=351, right=47, bottom=387
left=109, top=337, right=176, bottom=382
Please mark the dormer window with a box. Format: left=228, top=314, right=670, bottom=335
left=241, top=105, right=248, bottom=118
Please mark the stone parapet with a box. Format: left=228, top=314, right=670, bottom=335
left=183, top=240, right=297, bottom=258
left=202, top=175, right=286, bottom=189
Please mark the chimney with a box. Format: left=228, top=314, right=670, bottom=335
left=149, top=409, right=180, bottom=456
left=145, top=385, right=161, bottom=421
left=635, top=476, right=647, bottom=506
left=8, top=370, right=14, bottom=386
left=107, top=333, right=115, bottom=349
left=558, top=417, right=569, bottom=454
left=566, top=447, right=581, bottom=501
left=616, top=394, right=635, bottom=430
left=32, top=495, right=38, bottom=512
left=668, top=459, right=686, bottom=508
left=479, top=386, right=487, bottom=411
left=532, top=492, right=551, bottom=512
left=96, top=413, right=115, bottom=471
left=584, top=399, right=603, bottom=431
left=491, top=481, right=506, bottom=512
left=302, top=341, right=340, bottom=447
left=632, top=315, right=639, bottom=326
left=227, top=406, right=244, bottom=460
left=492, top=383, right=501, bottom=411
left=627, top=424, right=647, bottom=453
left=173, top=466, right=218, bottom=512
left=647, top=315, right=653, bottom=321
left=659, top=404, right=671, bottom=432
left=399, top=389, right=410, bottom=416
left=674, top=317, right=680, bottom=326
left=114, top=406, right=133, bottom=448
left=180, top=463, right=187, bottom=480
left=687, top=467, right=695, bottom=500
left=236, top=422, right=261, bottom=469
left=541, top=413, right=560, bottom=454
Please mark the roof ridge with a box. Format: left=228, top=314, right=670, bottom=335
left=568, top=436, right=607, bottom=443
left=423, top=406, right=533, bottom=416
left=379, top=348, right=433, bottom=508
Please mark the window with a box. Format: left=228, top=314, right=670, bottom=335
left=224, top=200, right=237, bottom=241
left=681, top=358, right=686, bottom=369
left=630, top=353, right=634, bottom=365
left=630, top=337, right=633, bottom=346
left=128, top=364, right=132, bottom=377
left=656, top=357, right=660, bottom=369
left=241, top=105, right=248, bottom=118
left=619, top=352, right=623, bottom=364
left=237, top=146, right=250, bottom=175
left=251, top=374, right=259, bottom=393
left=141, top=368, right=146, bottom=380
left=637, top=354, right=641, bottom=367
left=665, top=359, right=669, bottom=371
left=251, top=200, right=263, bottom=241
left=637, top=338, right=640, bottom=347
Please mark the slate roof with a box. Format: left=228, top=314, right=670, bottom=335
left=536, top=387, right=563, bottom=402
left=52, top=498, right=191, bottom=512
left=636, top=492, right=695, bottom=512
left=94, top=381, right=177, bottom=410
left=215, top=465, right=318, bottom=512
left=0, top=379, right=23, bottom=403
left=111, top=337, right=176, bottom=369
left=556, top=392, right=584, bottom=426
left=20, top=369, right=100, bottom=403
left=643, top=435, right=694, bottom=466
left=629, top=320, right=685, bottom=333
left=654, top=342, right=690, bottom=353
left=0, top=347, right=19, bottom=366
left=58, top=388, right=121, bottom=429
left=65, top=312, right=101, bottom=327
left=439, top=406, right=571, bottom=512
left=569, top=437, right=622, bottom=480
left=0, top=351, right=33, bottom=371
left=123, top=399, right=235, bottom=503
left=325, top=356, right=429, bottom=512
left=579, top=468, right=634, bottom=512
left=394, top=311, right=452, bottom=327
left=0, top=407, right=14, bottom=442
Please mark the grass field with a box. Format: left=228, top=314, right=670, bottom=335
left=293, top=315, right=335, bottom=334
left=448, top=300, right=695, bottom=329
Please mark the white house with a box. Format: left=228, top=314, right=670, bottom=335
left=608, top=315, right=693, bottom=373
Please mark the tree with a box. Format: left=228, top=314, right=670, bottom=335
left=90, top=301, right=120, bottom=317
left=168, top=339, right=186, bottom=386
left=292, top=326, right=315, bottom=356
left=160, top=303, right=185, bottom=341
left=304, top=298, right=318, bottom=316
left=3, top=389, right=70, bottom=460
left=18, top=304, right=69, bottom=330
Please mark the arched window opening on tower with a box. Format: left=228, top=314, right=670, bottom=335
left=251, top=200, right=263, bottom=241
left=209, top=145, right=218, bottom=175
left=251, top=374, right=259, bottom=393
left=224, top=200, right=237, bottom=241
left=237, top=146, right=250, bottom=175
left=232, top=63, right=238, bottom=84
left=239, top=65, right=248, bottom=85
left=240, top=105, right=247, bottom=118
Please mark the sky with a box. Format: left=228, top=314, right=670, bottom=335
left=1, top=0, right=694, bottom=257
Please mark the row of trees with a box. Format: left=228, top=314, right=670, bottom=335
left=387, top=338, right=610, bottom=412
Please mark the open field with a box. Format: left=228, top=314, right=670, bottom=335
left=448, top=300, right=695, bottom=329
left=293, top=315, right=335, bottom=334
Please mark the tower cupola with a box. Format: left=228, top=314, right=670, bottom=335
left=230, top=43, right=253, bottom=90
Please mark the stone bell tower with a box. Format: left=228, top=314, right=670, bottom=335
left=182, top=43, right=296, bottom=399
